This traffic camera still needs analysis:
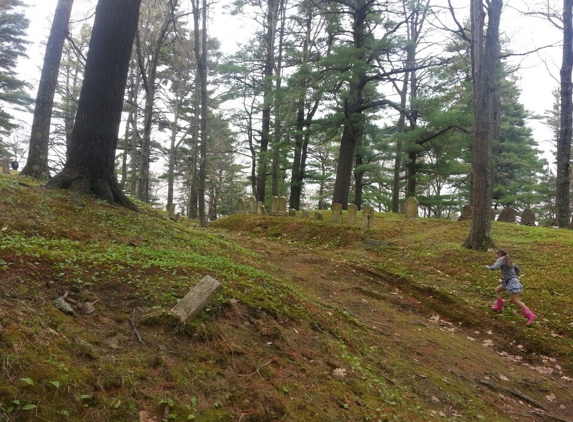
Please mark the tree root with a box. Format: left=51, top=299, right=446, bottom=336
left=45, top=169, right=138, bottom=211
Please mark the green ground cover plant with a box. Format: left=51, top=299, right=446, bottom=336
left=1, top=173, right=572, bottom=421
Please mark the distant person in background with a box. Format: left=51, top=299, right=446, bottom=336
left=485, top=248, right=536, bottom=325
left=11, top=161, right=18, bottom=170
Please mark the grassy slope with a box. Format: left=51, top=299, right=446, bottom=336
left=1, top=173, right=573, bottom=422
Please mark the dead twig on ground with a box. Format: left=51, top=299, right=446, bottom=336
left=131, top=309, right=144, bottom=343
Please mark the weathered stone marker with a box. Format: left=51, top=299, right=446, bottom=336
left=331, top=203, right=342, bottom=223
left=248, top=196, right=257, bottom=213
left=2, top=157, right=9, bottom=175
left=497, top=207, right=516, bottom=223
left=347, top=204, right=357, bottom=225
left=171, top=276, right=222, bottom=323
left=278, top=196, right=287, bottom=215
left=520, top=209, right=535, bottom=226
left=362, top=206, right=374, bottom=228
left=458, top=204, right=472, bottom=221
left=237, top=198, right=246, bottom=214
left=271, top=196, right=279, bottom=214
left=404, top=196, right=419, bottom=219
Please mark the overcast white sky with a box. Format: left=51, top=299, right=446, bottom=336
left=18, top=0, right=562, bottom=164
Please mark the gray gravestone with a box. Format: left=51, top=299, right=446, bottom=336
left=331, top=203, right=342, bottom=223
left=520, top=209, right=535, bottom=226
left=404, top=197, right=419, bottom=219
left=497, top=207, right=516, bottom=223
left=2, top=157, right=10, bottom=175
left=278, top=196, right=287, bottom=215
left=257, top=203, right=267, bottom=215
left=362, top=206, right=374, bottom=228
left=170, top=276, right=222, bottom=323
left=248, top=196, right=257, bottom=214
left=347, top=204, right=357, bottom=225
left=458, top=205, right=472, bottom=221
left=237, top=198, right=246, bottom=213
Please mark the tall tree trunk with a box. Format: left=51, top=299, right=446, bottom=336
left=166, top=102, right=180, bottom=211
left=332, top=1, right=368, bottom=209
left=45, top=0, right=142, bottom=211
left=391, top=71, right=408, bottom=213
left=290, top=103, right=305, bottom=210
left=464, top=0, right=502, bottom=250
left=188, top=82, right=200, bottom=219
left=353, top=143, right=364, bottom=209
left=557, top=0, right=573, bottom=228
left=192, top=0, right=208, bottom=226
left=256, top=0, right=279, bottom=203
left=271, top=0, right=285, bottom=198
left=135, top=1, right=175, bottom=203
left=22, top=0, right=74, bottom=180
left=129, top=69, right=141, bottom=197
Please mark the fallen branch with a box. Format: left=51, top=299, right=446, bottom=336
left=478, top=380, right=545, bottom=410
left=130, top=309, right=144, bottom=343
left=530, top=409, right=573, bottom=422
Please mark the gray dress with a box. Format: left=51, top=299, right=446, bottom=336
left=486, top=257, right=523, bottom=294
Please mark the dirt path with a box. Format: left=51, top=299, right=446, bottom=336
left=223, top=232, right=573, bottom=422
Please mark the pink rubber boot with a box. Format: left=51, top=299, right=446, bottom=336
left=521, top=308, right=537, bottom=326
left=491, top=298, right=504, bottom=312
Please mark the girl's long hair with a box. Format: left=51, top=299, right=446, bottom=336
left=496, top=248, right=513, bottom=267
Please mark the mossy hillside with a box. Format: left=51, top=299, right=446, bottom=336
left=1, top=173, right=573, bottom=421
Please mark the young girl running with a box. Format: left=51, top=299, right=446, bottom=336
left=485, top=248, right=537, bottom=326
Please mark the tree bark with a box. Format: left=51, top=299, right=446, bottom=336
left=464, top=0, right=501, bottom=250
left=557, top=0, right=573, bottom=228
left=332, top=1, right=368, bottom=209
left=21, top=0, right=74, bottom=180
left=256, top=0, right=279, bottom=203
left=45, top=0, right=142, bottom=211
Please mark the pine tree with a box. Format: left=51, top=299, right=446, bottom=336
left=0, top=0, right=31, bottom=140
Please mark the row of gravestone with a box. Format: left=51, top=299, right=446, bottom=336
left=237, top=196, right=378, bottom=228
left=237, top=195, right=545, bottom=227
left=458, top=204, right=537, bottom=225
left=237, top=196, right=289, bottom=216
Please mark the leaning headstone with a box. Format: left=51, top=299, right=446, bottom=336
left=404, top=197, right=419, bottom=219
left=458, top=205, right=472, bottom=221
left=314, top=212, right=323, bottom=220
left=170, top=276, right=222, bottom=323
left=248, top=196, right=257, bottom=214
left=270, top=196, right=279, bottom=215
left=302, top=209, right=309, bottom=218
left=347, top=204, right=357, bottom=225
left=497, top=207, right=516, bottom=223
left=331, top=203, right=342, bottom=223
left=2, top=157, right=10, bottom=175
left=257, top=203, right=267, bottom=215
left=237, top=198, right=246, bottom=214
left=362, top=206, right=374, bottom=229
left=278, top=196, right=287, bottom=215
left=521, top=209, right=535, bottom=226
